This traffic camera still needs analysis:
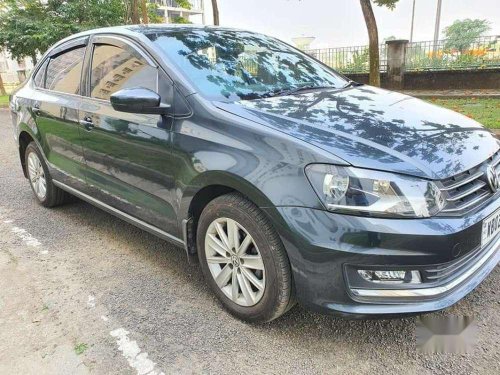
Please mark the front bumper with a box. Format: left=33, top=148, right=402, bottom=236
left=263, top=195, right=500, bottom=317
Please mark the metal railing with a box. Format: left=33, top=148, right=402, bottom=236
left=405, top=35, right=500, bottom=71
left=304, top=35, right=500, bottom=74
left=305, top=44, right=387, bottom=73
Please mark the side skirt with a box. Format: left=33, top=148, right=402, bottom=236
left=53, top=180, right=185, bottom=248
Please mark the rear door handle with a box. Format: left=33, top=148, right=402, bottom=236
left=80, top=117, right=95, bottom=131
left=32, top=103, right=41, bottom=114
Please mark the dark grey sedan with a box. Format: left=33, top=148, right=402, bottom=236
left=9, top=25, right=500, bottom=322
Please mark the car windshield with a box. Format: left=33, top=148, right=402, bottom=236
left=146, top=28, right=348, bottom=101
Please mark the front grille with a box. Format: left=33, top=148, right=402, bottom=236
left=438, top=151, right=500, bottom=215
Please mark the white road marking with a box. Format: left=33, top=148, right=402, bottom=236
left=11, top=226, right=42, bottom=247
left=87, top=295, right=96, bottom=308
left=110, top=328, right=164, bottom=375
left=1, top=211, right=163, bottom=374
left=1, top=217, right=47, bottom=254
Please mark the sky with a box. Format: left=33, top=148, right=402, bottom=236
left=201, top=0, right=500, bottom=48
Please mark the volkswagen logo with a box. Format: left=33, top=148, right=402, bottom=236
left=486, top=165, right=500, bottom=192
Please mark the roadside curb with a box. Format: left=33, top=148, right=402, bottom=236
left=400, top=91, right=500, bottom=99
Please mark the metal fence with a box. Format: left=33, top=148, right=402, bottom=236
left=405, top=35, right=500, bottom=71
left=305, top=44, right=387, bottom=73
left=304, top=35, right=500, bottom=74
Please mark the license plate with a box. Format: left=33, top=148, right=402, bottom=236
left=482, top=208, right=500, bottom=247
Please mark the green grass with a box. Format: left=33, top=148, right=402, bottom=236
left=426, top=98, right=500, bottom=129
left=0, top=95, right=9, bottom=107
left=74, top=343, right=88, bottom=355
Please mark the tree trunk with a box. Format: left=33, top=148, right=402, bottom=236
left=131, top=0, right=140, bottom=24
left=0, top=72, right=6, bottom=96
left=140, top=0, right=149, bottom=24
left=211, top=0, right=219, bottom=25
left=31, top=54, right=37, bottom=66
left=360, top=0, right=380, bottom=87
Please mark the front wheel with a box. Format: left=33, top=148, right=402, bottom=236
left=197, top=193, right=295, bottom=322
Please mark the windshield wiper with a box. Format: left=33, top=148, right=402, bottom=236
left=262, top=85, right=338, bottom=98
left=342, top=81, right=364, bottom=89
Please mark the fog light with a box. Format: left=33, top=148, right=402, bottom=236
left=358, top=270, right=421, bottom=284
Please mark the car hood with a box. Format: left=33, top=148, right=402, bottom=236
left=215, top=86, right=499, bottom=179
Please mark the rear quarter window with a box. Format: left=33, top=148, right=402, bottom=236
left=33, top=59, right=48, bottom=88
left=45, top=47, right=86, bottom=94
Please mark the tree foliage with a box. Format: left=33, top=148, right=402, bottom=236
left=171, top=16, right=192, bottom=24
left=175, top=0, right=192, bottom=9
left=373, top=0, right=398, bottom=10
left=443, top=19, right=491, bottom=52
left=0, top=0, right=125, bottom=63
left=0, top=0, right=195, bottom=63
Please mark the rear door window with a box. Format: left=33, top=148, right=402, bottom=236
left=45, top=47, right=86, bottom=94
left=90, top=44, right=157, bottom=101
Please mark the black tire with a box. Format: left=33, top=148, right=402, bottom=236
left=25, top=142, right=69, bottom=207
left=197, top=193, right=296, bottom=323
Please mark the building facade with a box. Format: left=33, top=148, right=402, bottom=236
left=0, top=51, right=34, bottom=93
left=151, top=0, right=205, bottom=24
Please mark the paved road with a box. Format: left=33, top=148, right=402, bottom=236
left=0, top=109, right=498, bottom=375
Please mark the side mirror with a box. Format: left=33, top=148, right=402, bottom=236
left=110, top=87, right=171, bottom=115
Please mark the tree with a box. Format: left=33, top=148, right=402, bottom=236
left=359, top=0, right=399, bottom=87
left=443, top=19, right=491, bottom=53
left=172, top=16, right=191, bottom=24
left=140, top=0, right=149, bottom=24
left=147, top=2, right=164, bottom=23
left=0, top=0, right=124, bottom=65
left=211, top=0, right=219, bottom=25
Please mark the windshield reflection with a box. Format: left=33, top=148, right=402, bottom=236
left=146, top=27, right=348, bottom=101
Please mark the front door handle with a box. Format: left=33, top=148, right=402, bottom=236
left=80, top=117, right=95, bottom=131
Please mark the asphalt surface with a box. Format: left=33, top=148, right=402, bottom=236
left=0, top=109, right=498, bottom=374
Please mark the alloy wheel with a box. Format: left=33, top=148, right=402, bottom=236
left=27, top=151, right=47, bottom=200
left=205, top=217, right=265, bottom=306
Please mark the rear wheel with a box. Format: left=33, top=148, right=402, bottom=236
left=197, top=193, right=295, bottom=322
left=25, top=142, right=69, bottom=207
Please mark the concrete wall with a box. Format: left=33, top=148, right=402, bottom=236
left=345, top=39, right=500, bottom=91
left=346, top=69, right=500, bottom=91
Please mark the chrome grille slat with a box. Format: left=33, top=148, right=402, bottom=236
left=441, top=190, right=491, bottom=213
left=438, top=149, right=500, bottom=215
left=491, top=153, right=500, bottom=168
left=446, top=180, right=487, bottom=202
left=441, top=170, right=484, bottom=191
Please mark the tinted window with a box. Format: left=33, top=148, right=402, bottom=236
left=33, top=59, right=48, bottom=88
left=90, top=44, right=157, bottom=101
left=146, top=29, right=348, bottom=101
left=45, top=47, right=86, bottom=94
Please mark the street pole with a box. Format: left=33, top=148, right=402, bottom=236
left=433, top=0, right=442, bottom=54
left=410, top=0, right=416, bottom=43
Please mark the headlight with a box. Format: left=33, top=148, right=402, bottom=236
left=305, top=164, right=445, bottom=218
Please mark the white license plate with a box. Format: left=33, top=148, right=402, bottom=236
left=482, top=208, right=500, bottom=247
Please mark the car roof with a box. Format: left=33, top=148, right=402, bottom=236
left=49, top=24, right=255, bottom=54
left=62, top=24, right=249, bottom=40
